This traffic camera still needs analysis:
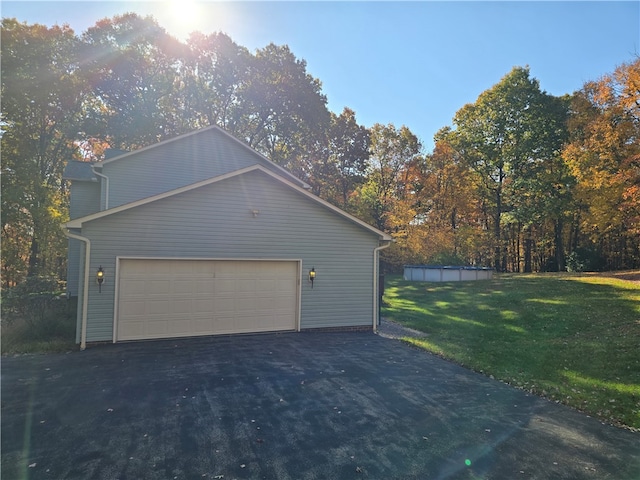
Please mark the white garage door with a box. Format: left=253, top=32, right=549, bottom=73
left=116, top=259, right=299, bottom=341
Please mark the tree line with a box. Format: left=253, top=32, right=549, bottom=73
left=2, top=14, right=639, bottom=287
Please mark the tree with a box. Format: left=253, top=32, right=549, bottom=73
left=79, top=13, right=183, bottom=149
left=563, top=58, right=640, bottom=268
left=351, top=124, right=422, bottom=271
left=451, top=66, right=567, bottom=271
left=416, top=128, right=488, bottom=265
left=236, top=44, right=331, bottom=179
left=506, top=93, right=572, bottom=271
left=306, top=108, right=370, bottom=208
left=179, top=32, right=251, bottom=132
left=1, top=19, right=85, bottom=284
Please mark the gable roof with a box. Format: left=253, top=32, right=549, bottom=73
left=64, top=165, right=392, bottom=241
left=93, top=126, right=309, bottom=189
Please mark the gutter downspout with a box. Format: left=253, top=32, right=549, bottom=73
left=373, top=240, right=392, bottom=333
left=62, top=227, right=90, bottom=350
left=92, top=167, right=109, bottom=210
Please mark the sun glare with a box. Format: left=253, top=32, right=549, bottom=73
left=155, top=2, right=241, bottom=42
left=164, top=0, right=203, bottom=39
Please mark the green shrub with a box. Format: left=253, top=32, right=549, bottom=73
left=2, top=276, right=65, bottom=326
left=566, top=251, right=586, bottom=272
left=1, top=276, right=77, bottom=349
left=428, top=252, right=468, bottom=266
left=566, top=246, right=606, bottom=272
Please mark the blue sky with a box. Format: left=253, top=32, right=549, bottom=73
left=3, top=1, right=639, bottom=151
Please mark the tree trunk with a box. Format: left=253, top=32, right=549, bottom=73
left=554, top=219, right=565, bottom=272
left=28, top=235, right=39, bottom=277
left=494, top=172, right=503, bottom=272
left=524, top=225, right=532, bottom=273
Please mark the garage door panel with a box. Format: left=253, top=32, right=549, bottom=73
left=237, top=279, right=257, bottom=293
left=193, top=318, right=214, bottom=333
left=120, top=300, right=146, bottom=316
left=234, top=315, right=257, bottom=332
left=216, top=278, right=238, bottom=294
left=212, top=296, right=235, bottom=313
left=237, top=297, right=257, bottom=312
left=146, top=320, right=169, bottom=337
left=195, top=280, right=215, bottom=294
left=193, top=299, right=214, bottom=313
left=171, top=299, right=193, bottom=315
left=147, top=300, right=171, bottom=315
left=174, top=279, right=196, bottom=294
left=117, top=259, right=298, bottom=341
left=167, top=319, right=191, bottom=335
left=215, top=262, right=239, bottom=275
left=215, top=315, right=237, bottom=332
left=192, top=262, right=215, bottom=274
left=146, top=279, right=171, bottom=294
left=120, top=278, right=146, bottom=294
left=119, top=322, right=144, bottom=339
left=274, top=297, right=294, bottom=309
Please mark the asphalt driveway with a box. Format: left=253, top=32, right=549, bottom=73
left=2, top=331, right=638, bottom=479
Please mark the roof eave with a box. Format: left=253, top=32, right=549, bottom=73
left=63, top=165, right=388, bottom=240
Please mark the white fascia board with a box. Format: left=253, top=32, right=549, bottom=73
left=64, top=165, right=391, bottom=241
left=64, top=165, right=263, bottom=228
left=211, top=127, right=310, bottom=189
left=256, top=168, right=392, bottom=241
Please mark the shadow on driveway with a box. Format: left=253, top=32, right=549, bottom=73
left=2, top=332, right=639, bottom=479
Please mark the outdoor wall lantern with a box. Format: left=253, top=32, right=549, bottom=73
left=96, top=266, right=105, bottom=292
left=309, top=267, right=316, bottom=288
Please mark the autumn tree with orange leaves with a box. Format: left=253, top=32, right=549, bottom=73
left=2, top=14, right=639, bottom=285
left=562, top=58, right=640, bottom=269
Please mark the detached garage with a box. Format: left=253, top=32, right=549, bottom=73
left=63, top=127, right=391, bottom=349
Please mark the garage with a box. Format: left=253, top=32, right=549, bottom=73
left=115, top=259, right=299, bottom=341
left=64, top=127, right=392, bottom=348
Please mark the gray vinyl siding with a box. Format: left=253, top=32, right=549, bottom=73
left=67, top=182, right=101, bottom=296
left=69, top=181, right=101, bottom=219
left=66, top=238, right=81, bottom=296
left=79, top=170, right=380, bottom=342
left=103, top=129, right=297, bottom=208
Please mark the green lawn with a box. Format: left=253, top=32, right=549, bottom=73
left=382, top=273, right=640, bottom=430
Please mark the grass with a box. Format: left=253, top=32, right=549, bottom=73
left=382, top=272, right=640, bottom=431
left=1, top=327, right=77, bottom=354
left=1, top=301, right=78, bottom=355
